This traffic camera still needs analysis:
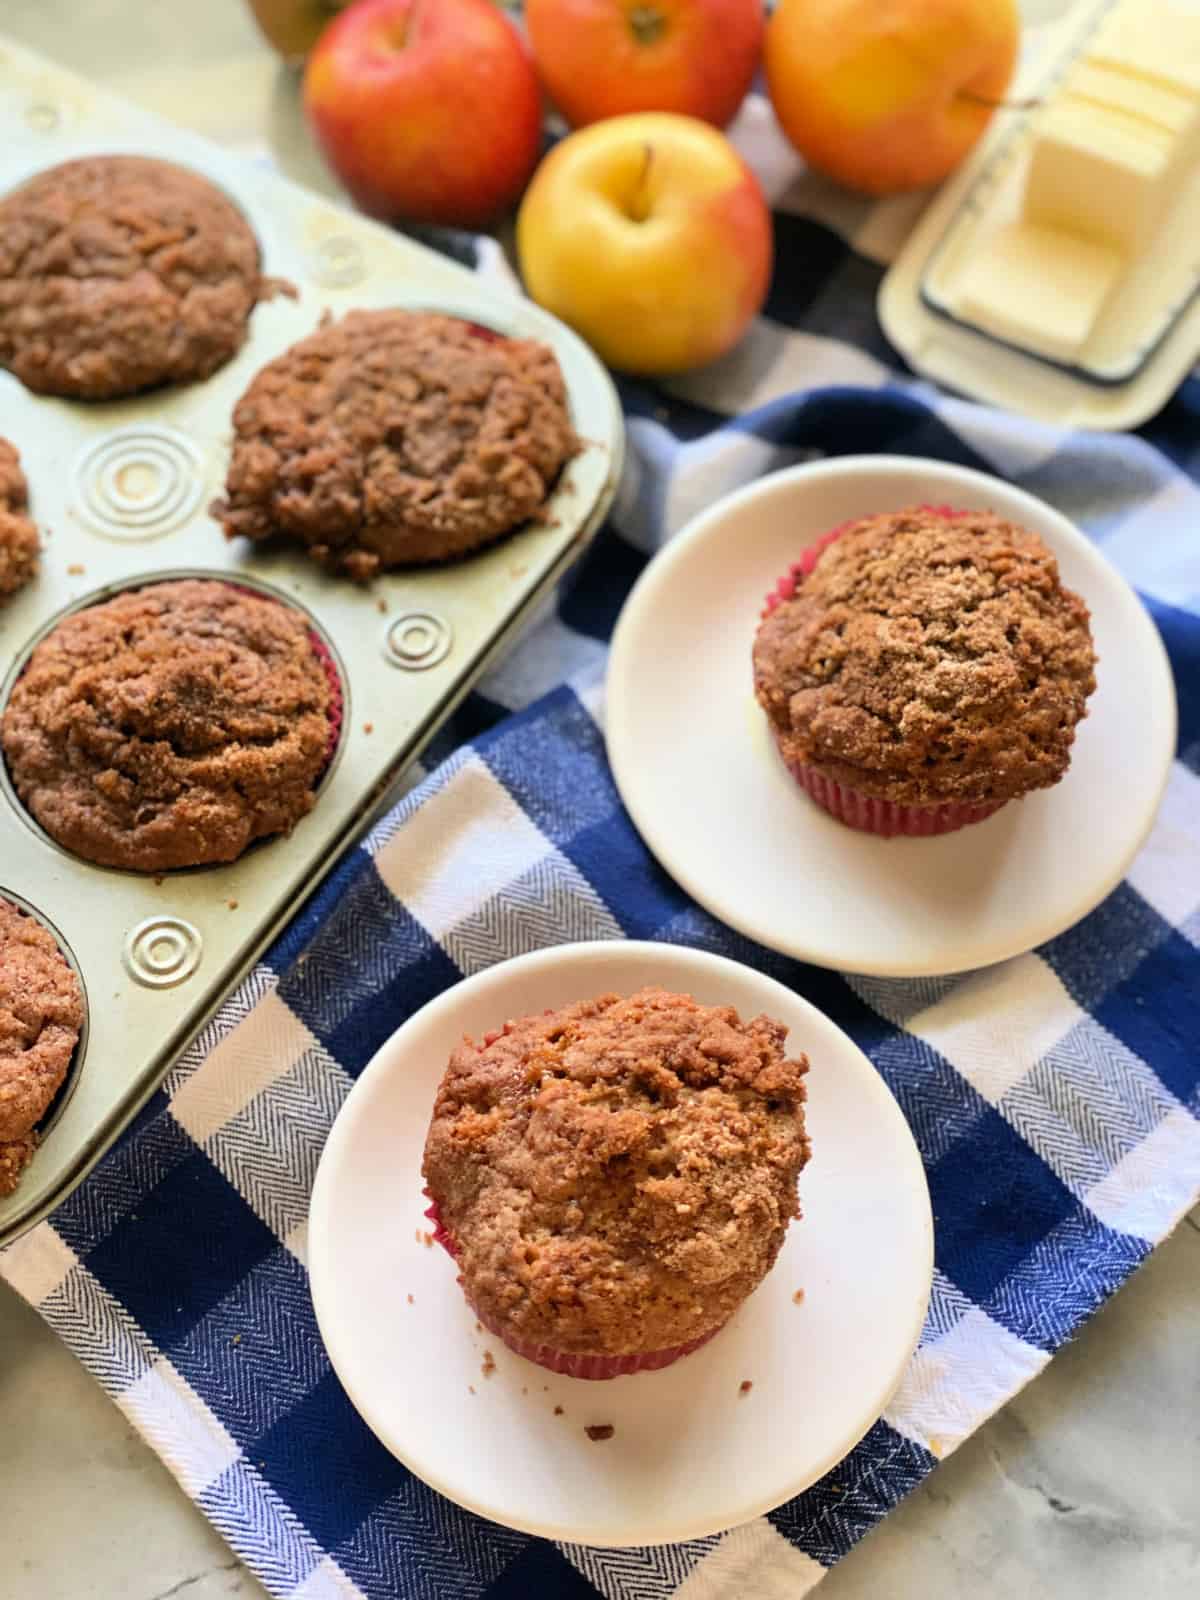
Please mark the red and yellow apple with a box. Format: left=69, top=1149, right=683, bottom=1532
left=517, top=112, right=772, bottom=375
left=765, top=0, right=1020, bottom=196
left=303, top=0, right=542, bottom=228
left=525, top=0, right=763, bottom=129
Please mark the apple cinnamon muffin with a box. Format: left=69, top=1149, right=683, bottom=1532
left=753, top=505, right=1098, bottom=837
left=0, top=155, right=267, bottom=399
left=0, top=437, right=38, bottom=600
left=0, top=899, right=84, bottom=1197
left=423, top=986, right=811, bottom=1379
left=212, top=309, right=578, bottom=577
left=1, top=579, right=338, bottom=871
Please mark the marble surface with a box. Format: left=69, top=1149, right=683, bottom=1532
left=1, top=1, right=1197, bottom=1595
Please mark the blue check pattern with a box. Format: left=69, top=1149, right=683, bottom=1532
left=5, top=122, right=1200, bottom=1600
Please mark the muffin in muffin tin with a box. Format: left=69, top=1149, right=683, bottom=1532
left=0, top=154, right=274, bottom=401
left=0, top=437, right=38, bottom=602
left=212, top=309, right=580, bottom=578
left=0, top=897, right=85, bottom=1197
left=1, top=579, right=341, bottom=872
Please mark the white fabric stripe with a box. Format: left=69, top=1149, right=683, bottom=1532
left=907, top=954, right=1084, bottom=1106
left=120, top=1356, right=241, bottom=1498
left=0, top=1221, right=78, bottom=1305
left=885, top=1307, right=1049, bottom=1458
left=290, top=1555, right=369, bottom=1600
left=1084, top=1107, right=1200, bottom=1240
left=667, top=321, right=888, bottom=419
left=372, top=755, right=551, bottom=938
left=169, top=987, right=315, bottom=1146
left=672, top=1520, right=827, bottom=1600
left=1126, top=761, right=1200, bottom=931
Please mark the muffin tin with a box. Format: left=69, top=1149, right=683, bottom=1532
left=0, top=38, right=623, bottom=1244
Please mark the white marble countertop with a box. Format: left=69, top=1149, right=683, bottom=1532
left=1, top=2, right=1197, bottom=1595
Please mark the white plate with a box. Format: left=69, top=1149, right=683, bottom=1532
left=606, top=456, right=1176, bottom=978
left=309, top=940, right=933, bottom=1547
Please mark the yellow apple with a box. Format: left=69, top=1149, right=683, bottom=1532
left=765, top=0, right=1020, bottom=196
left=517, top=113, right=772, bottom=375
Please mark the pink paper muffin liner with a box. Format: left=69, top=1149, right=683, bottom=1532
left=764, top=504, right=1007, bottom=839
left=423, top=1195, right=724, bottom=1380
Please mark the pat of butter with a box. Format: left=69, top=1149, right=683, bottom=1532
left=954, top=221, right=1124, bottom=362
left=1023, top=0, right=1200, bottom=254
left=1087, top=0, right=1200, bottom=99
left=1025, top=99, right=1195, bottom=253
left=1060, top=61, right=1198, bottom=138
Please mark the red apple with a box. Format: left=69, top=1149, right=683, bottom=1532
left=303, top=0, right=542, bottom=228
left=526, top=0, right=763, bottom=129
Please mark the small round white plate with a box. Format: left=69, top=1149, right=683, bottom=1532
left=606, top=455, right=1176, bottom=977
left=309, top=940, right=933, bottom=1547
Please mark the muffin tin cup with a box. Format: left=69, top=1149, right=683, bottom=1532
left=0, top=37, right=623, bottom=1244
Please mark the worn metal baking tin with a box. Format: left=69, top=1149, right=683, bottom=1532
left=0, top=39, right=623, bottom=1244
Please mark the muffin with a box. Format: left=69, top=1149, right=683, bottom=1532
left=0, top=437, right=38, bottom=600
left=211, top=309, right=578, bottom=578
left=0, top=155, right=266, bottom=399
left=1, top=579, right=338, bottom=872
left=423, top=987, right=811, bottom=1379
left=0, top=899, right=84, bottom=1197
left=753, top=506, right=1098, bottom=838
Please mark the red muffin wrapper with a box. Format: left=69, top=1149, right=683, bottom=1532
left=763, top=505, right=1008, bottom=839
left=423, top=1196, right=724, bottom=1380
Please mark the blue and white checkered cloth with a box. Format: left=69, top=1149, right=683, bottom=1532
left=5, top=112, right=1200, bottom=1600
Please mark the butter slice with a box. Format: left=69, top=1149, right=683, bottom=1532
left=1025, top=101, right=1193, bottom=252
left=1061, top=61, right=1198, bottom=138
left=954, top=221, right=1124, bottom=362
left=1023, top=0, right=1200, bottom=253
left=1087, top=0, right=1200, bottom=99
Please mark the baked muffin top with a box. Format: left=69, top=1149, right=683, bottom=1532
left=0, top=155, right=263, bottom=399
left=0, top=437, right=38, bottom=600
left=0, top=898, right=84, bottom=1195
left=753, top=507, right=1097, bottom=808
left=423, top=987, right=810, bottom=1357
left=212, top=310, right=578, bottom=578
left=1, top=579, right=333, bottom=872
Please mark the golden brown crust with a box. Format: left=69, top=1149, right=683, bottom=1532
left=0, top=155, right=262, bottom=399
left=0, top=437, right=38, bottom=599
left=212, top=310, right=578, bottom=577
left=0, top=1133, right=38, bottom=1198
left=753, top=508, right=1097, bottom=807
left=0, top=899, right=84, bottom=1190
left=1, top=579, right=333, bottom=871
left=423, top=988, right=811, bottom=1357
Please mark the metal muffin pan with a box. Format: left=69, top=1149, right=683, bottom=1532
left=0, top=38, right=623, bottom=1244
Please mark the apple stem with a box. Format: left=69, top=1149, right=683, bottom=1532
left=957, top=89, right=1043, bottom=112
left=628, top=142, right=655, bottom=223
left=628, top=6, right=667, bottom=46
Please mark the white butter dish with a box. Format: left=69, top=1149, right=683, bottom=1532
left=880, top=0, right=1200, bottom=428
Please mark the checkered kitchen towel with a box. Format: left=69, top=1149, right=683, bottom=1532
left=6, top=95, right=1200, bottom=1600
